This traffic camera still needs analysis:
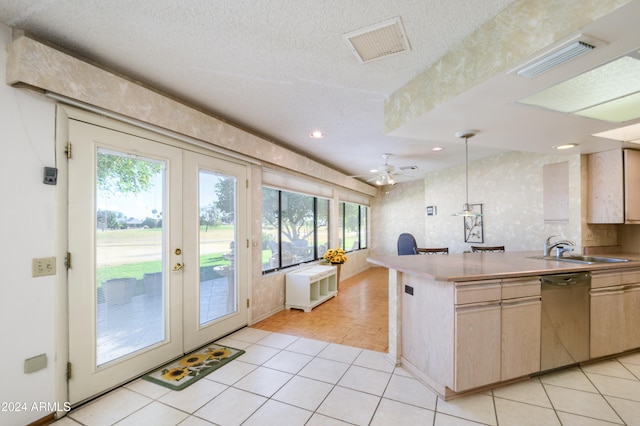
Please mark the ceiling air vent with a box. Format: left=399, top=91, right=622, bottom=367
left=343, top=17, right=410, bottom=64
left=514, top=37, right=597, bottom=78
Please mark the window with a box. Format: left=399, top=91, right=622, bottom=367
left=262, top=187, right=329, bottom=272
left=339, top=202, right=368, bottom=252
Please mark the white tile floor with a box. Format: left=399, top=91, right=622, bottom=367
left=54, top=328, right=640, bottom=425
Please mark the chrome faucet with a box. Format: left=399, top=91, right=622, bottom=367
left=544, top=235, right=576, bottom=257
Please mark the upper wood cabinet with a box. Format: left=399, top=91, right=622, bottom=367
left=543, top=161, right=569, bottom=223
left=587, top=149, right=640, bottom=224
left=625, top=149, right=640, bottom=222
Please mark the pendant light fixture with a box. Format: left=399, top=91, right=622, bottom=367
left=453, top=130, right=482, bottom=217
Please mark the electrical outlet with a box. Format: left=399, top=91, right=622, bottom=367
left=32, top=257, right=56, bottom=277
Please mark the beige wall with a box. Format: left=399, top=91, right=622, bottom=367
left=370, top=149, right=636, bottom=256
left=5, top=34, right=375, bottom=326
left=1, top=24, right=58, bottom=426
left=372, top=151, right=586, bottom=255
left=370, top=179, right=425, bottom=256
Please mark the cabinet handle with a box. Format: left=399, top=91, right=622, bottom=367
left=501, top=297, right=540, bottom=307
left=456, top=302, right=501, bottom=312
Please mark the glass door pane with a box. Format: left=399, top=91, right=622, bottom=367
left=281, top=191, right=314, bottom=265
left=345, top=203, right=359, bottom=251
left=316, top=198, right=329, bottom=258
left=68, top=117, right=183, bottom=405
left=198, top=171, right=237, bottom=325
left=182, top=150, right=248, bottom=352
left=261, top=187, right=280, bottom=271
left=95, top=149, right=166, bottom=365
left=360, top=206, right=368, bottom=248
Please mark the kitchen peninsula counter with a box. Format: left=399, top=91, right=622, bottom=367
left=367, top=250, right=640, bottom=282
left=367, top=251, right=640, bottom=399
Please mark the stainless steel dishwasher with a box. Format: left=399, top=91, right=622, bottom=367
left=540, top=272, right=591, bottom=371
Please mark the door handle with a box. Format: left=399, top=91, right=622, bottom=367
left=172, top=263, right=184, bottom=271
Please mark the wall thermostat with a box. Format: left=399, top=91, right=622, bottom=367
left=43, top=167, right=58, bottom=185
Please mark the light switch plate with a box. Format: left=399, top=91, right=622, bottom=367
left=32, top=257, right=56, bottom=277
left=24, top=353, right=47, bottom=373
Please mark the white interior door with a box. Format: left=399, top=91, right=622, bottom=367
left=67, top=116, right=248, bottom=405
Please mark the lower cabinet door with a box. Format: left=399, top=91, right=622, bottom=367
left=590, top=288, right=626, bottom=358
left=624, top=285, right=640, bottom=351
left=501, top=298, right=541, bottom=380
left=454, top=303, right=501, bottom=391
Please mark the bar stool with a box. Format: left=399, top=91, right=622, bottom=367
left=417, top=247, right=449, bottom=254
left=471, top=245, right=505, bottom=252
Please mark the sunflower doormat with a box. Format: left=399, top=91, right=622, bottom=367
left=142, top=344, right=244, bottom=391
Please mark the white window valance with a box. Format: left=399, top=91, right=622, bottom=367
left=262, top=168, right=333, bottom=199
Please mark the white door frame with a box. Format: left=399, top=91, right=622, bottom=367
left=54, top=105, right=252, bottom=408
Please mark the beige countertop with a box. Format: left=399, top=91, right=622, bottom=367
left=367, top=251, right=640, bottom=282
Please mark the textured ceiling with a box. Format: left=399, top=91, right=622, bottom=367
left=1, top=0, right=639, bottom=185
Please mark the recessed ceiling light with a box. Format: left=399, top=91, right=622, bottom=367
left=309, top=131, right=324, bottom=139
left=554, top=143, right=578, bottom=150
left=431, top=146, right=444, bottom=152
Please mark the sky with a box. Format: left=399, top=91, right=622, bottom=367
left=98, top=170, right=221, bottom=220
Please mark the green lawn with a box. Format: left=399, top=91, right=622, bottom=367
left=96, top=225, right=361, bottom=283
left=96, top=224, right=235, bottom=285
left=96, top=253, right=230, bottom=285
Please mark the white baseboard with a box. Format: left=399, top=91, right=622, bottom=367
left=250, top=305, right=285, bottom=325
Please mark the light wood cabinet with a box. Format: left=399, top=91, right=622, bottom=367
left=453, top=278, right=542, bottom=391
left=501, top=278, right=541, bottom=381
left=453, top=280, right=501, bottom=391
left=590, top=269, right=640, bottom=358
left=454, top=303, right=501, bottom=391
left=625, top=149, right=640, bottom=222
left=543, top=161, right=569, bottom=223
left=626, top=285, right=640, bottom=350
left=587, top=149, right=640, bottom=224
left=391, top=264, right=639, bottom=399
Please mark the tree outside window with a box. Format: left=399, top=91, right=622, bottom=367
left=262, top=188, right=328, bottom=272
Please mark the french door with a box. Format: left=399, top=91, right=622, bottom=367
left=67, top=116, right=248, bottom=404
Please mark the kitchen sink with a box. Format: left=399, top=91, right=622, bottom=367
left=529, top=255, right=630, bottom=264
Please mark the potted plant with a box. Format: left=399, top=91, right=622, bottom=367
left=322, top=248, right=348, bottom=287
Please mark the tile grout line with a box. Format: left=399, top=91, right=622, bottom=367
left=60, top=327, right=640, bottom=426
left=580, top=364, right=629, bottom=425
left=232, top=333, right=366, bottom=425
left=537, top=377, right=564, bottom=426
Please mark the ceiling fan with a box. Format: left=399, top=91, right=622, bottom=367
left=351, top=153, right=418, bottom=186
